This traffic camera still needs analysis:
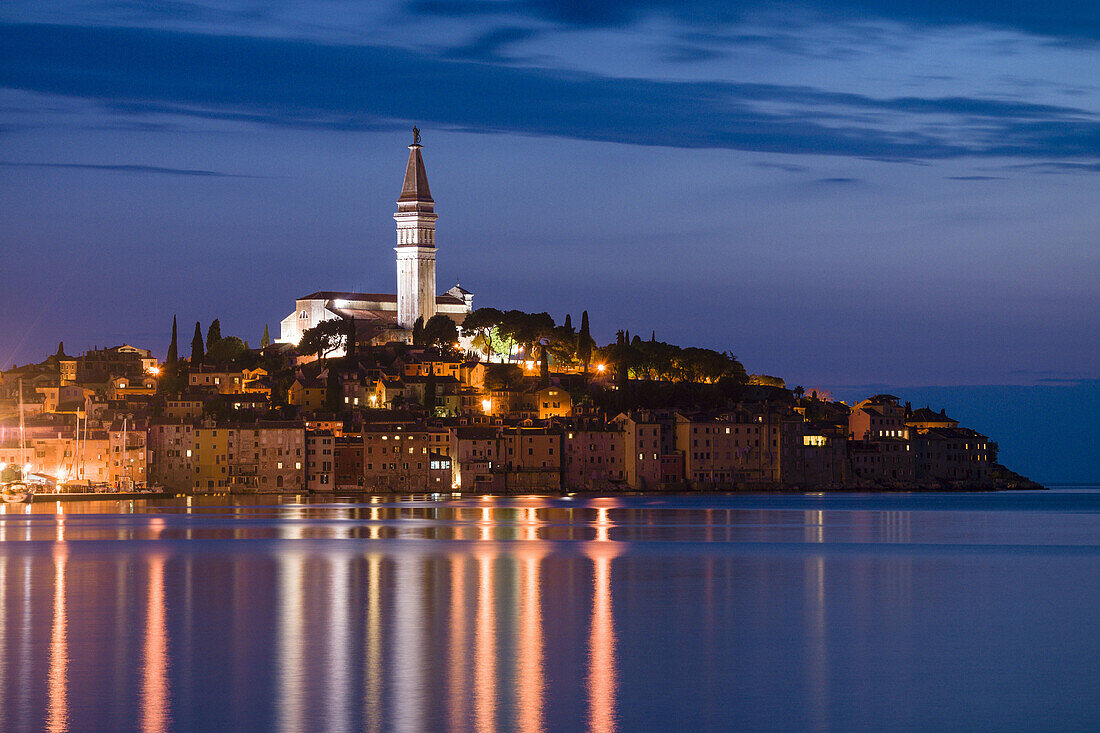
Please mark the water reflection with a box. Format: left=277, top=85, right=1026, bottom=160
left=45, top=536, right=67, bottom=733
left=141, top=553, right=168, bottom=733
left=586, top=505, right=621, bottom=733
left=1, top=493, right=1097, bottom=732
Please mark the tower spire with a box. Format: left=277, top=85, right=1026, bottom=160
left=399, top=128, right=433, bottom=204
left=395, top=127, right=438, bottom=330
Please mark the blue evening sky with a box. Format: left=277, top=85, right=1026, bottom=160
left=0, top=2, right=1097, bottom=480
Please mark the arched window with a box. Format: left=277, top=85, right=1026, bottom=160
left=299, top=310, right=308, bottom=319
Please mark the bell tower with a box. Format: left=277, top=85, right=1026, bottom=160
left=394, top=127, right=437, bottom=330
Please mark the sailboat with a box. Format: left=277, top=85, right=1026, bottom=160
left=1, top=379, right=35, bottom=504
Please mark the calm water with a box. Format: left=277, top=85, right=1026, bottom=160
left=0, top=490, right=1098, bottom=732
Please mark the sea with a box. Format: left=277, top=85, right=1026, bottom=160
left=0, top=488, right=1097, bottom=732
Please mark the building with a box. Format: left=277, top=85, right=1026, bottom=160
left=147, top=420, right=196, bottom=489
left=613, top=412, right=670, bottom=489
left=278, top=131, right=473, bottom=347
left=306, top=431, right=336, bottom=491
left=361, top=422, right=451, bottom=491
left=334, top=435, right=364, bottom=489
left=907, top=408, right=992, bottom=484
left=564, top=424, right=625, bottom=489
left=849, top=394, right=910, bottom=441
left=780, top=419, right=847, bottom=488
left=674, top=409, right=783, bottom=487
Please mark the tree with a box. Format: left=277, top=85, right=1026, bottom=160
left=412, top=316, right=426, bottom=346
left=206, top=319, right=222, bottom=352
left=578, top=311, right=593, bottom=373
left=515, top=312, right=555, bottom=358
left=191, top=322, right=204, bottom=364
left=206, top=336, right=247, bottom=365
left=325, top=367, right=342, bottom=413
left=424, top=372, right=438, bottom=412
left=462, top=307, right=504, bottom=358
left=166, top=316, right=178, bottom=365
left=423, top=314, right=459, bottom=351
left=55, top=341, right=67, bottom=359
left=261, top=324, right=271, bottom=349
left=539, top=349, right=549, bottom=386
left=299, top=318, right=350, bottom=362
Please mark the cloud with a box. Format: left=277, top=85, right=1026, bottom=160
left=946, top=175, right=1003, bottom=180
left=0, top=23, right=1097, bottom=163
left=0, top=160, right=258, bottom=177
left=409, top=0, right=1100, bottom=43
left=445, top=26, right=541, bottom=61
left=1005, top=161, right=1100, bottom=174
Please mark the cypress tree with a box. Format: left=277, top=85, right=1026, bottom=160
left=564, top=314, right=573, bottom=331
left=578, top=310, right=592, bottom=373
left=56, top=341, right=66, bottom=359
left=167, top=316, right=178, bottom=364
left=206, top=319, right=222, bottom=352
left=412, top=316, right=425, bottom=346
left=260, top=324, right=271, bottom=349
left=325, top=367, right=342, bottom=413
left=191, top=322, right=204, bottom=364
left=539, top=349, right=549, bottom=386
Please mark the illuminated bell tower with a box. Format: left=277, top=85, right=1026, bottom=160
left=395, top=127, right=437, bottom=330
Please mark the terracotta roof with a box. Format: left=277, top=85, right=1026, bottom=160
left=299, top=291, right=398, bottom=302
left=297, top=291, right=464, bottom=307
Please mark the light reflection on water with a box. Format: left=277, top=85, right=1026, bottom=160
left=0, top=492, right=1097, bottom=732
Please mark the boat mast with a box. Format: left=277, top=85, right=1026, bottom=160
left=18, top=378, right=25, bottom=474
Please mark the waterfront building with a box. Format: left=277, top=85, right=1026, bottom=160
left=564, top=423, right=625, bottom=489
left=362, top=423, right=451, bottom=491
left=306, top=431, right=336, bottom=491
left=674, top=409, right=782, bottom=486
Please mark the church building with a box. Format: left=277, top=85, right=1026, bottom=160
left=278, top=130, right=473, bottom=347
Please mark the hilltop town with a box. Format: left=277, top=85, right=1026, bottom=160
left=0, top=133, right=1040, bottom=495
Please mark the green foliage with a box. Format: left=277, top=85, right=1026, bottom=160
left=423, top=314, right=459, bottom=350
left=260, top=324, right=270, bottom=349
left=411, top=316, right=426, bottom=346
left=206, top=336, right=247, bottom=365
left=325, top=368, right=342, bottom=413
left=484, top=363, right=524, bottom=390
left=190, top=322, right=204, bottom=364
left=206, top=319, right=222, bottom=352
left=578, top=311, right=592, bottom=372
left=166, top=316, right=178, bottom=365
left=299, top=318, right=351, bottom=361
left=202, top=395, right=230, bottom=421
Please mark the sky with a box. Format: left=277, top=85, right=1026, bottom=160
left=0, top=2, right=1097, bottom=480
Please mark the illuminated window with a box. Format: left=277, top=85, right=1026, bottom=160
left=295, top=462, right=301, bottom=470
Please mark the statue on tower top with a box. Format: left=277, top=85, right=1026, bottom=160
left=412, top=126, right=421, bottom=146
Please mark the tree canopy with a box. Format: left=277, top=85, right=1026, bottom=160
left=423, top=314, right=459, bottom=351
left=299, top=318, right=351, bottom=362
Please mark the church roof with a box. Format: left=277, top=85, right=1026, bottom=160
left=398, top=143, right=433, bottom=203
left=297, top=290, right=464, bottom=306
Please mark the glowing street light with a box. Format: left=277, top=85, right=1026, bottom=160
left=481, top=399, right=492, bottom=413
left=596, top=364, right=606, bottom=373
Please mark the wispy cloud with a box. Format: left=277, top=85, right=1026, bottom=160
left=0, top=160, right=259, bottom=177
left=409, top=0, right=1100, bottom=43
left=0, top=23, right=1097, bottom=164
